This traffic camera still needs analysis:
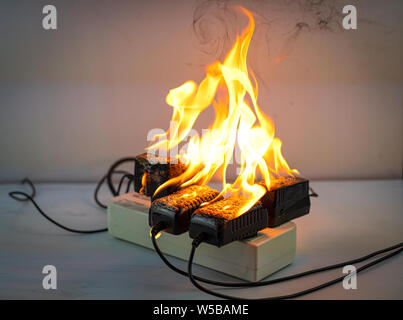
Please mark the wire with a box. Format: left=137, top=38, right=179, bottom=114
left=9, top=157, right=137, bottom=234
left=151, top=224, right=403, bottom=288
left=117, top=173, right=135, bottom=195
left=309, top=187, right=318, bottom=197
left=9, top=181, right=107, bottom=234
left=105, top=157, right=137, bottom=196
left=93, top=170, right=132, bottom=209
left=187, top=238, right=403, bottom=300
left=8, top=178, right=36, bottom=201
left=126, top=179, right=133, bottom=194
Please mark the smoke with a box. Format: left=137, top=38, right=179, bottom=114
left=191, top=0, right=354, bottom=84
left=192, top=0, right=239, bottom=60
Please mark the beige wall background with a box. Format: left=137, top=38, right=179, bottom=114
left=0, top=0, right=402, bottom=182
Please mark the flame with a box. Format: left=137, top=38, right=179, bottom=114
left=139, top=172, right=147, bottom=195
left=147, top=7, right=298, bottom=217
left=149, top=228, right=162, bottom=240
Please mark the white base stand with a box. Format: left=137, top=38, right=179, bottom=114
left=107, top=192, right=296, bottom=282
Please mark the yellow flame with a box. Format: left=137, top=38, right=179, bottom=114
left=150, top=228, right=162, bottom=240
left=139, top=172, right=147, bottom=195
left=147, top=7, right=298, bottom=217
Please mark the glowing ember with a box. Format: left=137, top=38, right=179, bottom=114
left=147, top=7, right=298, bottom=217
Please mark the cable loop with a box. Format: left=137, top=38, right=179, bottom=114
left=8, top=158, right=137, bottom=234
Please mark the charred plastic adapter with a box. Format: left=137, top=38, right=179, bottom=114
left=189, top=196, right=268, bottom=247
left=134, top=153, right=186, bottom=200
left=259, top=177, right=310, bottom=227
left=149, top=185, right=219, bottom=235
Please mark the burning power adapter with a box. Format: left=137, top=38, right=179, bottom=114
left=189, top=196, right=268, bottom=247
left=149, top=185, right=219, bottom=235
left=188, top=177, right=310, bottom=247
left=134, top=153, right=186, bottom=200
left=259, top=177, right=311, bottom=227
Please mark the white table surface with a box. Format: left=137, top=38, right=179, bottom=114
left=0, top=180, right=402, bottom=300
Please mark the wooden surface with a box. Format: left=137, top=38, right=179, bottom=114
left=0, top=180, right=402, bottom=299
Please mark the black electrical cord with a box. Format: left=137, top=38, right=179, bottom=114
left=117, top=173, right=135, bottom=195
left=105, top=157, right=137, bottom=196
left=151, top=224, right=403, bottom=288
left=309, top=187, right=318, bottom=197
left=187, top=237, right=403, bottom=300
left=9, top=179, right=107, bottom=234
left=9, top=157, right=137, bottom=233
left=93, top=170, right=132, bottom=209
left=8, top=178, right=37, bottom=201
left=126, top=179, right=133, bottom=193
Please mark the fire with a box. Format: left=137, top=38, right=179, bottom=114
left=139, top=172, right=147, bottom=195
left=147, top=7, right=298, bottom=217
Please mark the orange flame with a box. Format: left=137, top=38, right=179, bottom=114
left=147, top=7, right=298, bottom=217
left=139, top=172, right=147, bottom=195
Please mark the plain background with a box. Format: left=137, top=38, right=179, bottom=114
left=0, top=0, right=402, bottom=182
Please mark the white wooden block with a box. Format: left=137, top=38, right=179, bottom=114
left=107, top=192, right=296, bottom=282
